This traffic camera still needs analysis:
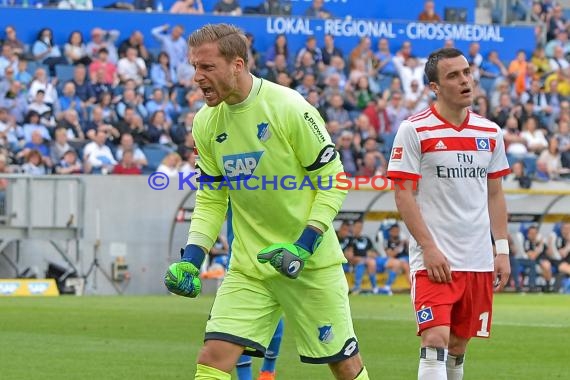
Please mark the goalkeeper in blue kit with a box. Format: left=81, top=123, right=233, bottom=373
left=164, top=23, right=369, bottom=380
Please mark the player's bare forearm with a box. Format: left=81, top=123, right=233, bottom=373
left=394, top=181, right=436, bottom=250
left=487, top=178, right=508, bottom=241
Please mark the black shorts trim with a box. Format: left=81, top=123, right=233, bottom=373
left=300, top=338, right=359, bottom=364
left=204, top=332, right=265, bottom=358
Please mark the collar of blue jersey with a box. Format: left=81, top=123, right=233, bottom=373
left=226, top=74, right=262, bottom=112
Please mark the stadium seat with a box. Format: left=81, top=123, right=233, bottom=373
left=55, top=64, right=76, bottom=84
left=141, top=143, right=173, bottom=174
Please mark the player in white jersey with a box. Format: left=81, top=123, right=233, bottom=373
left=387, top=48, right=511, bottom=380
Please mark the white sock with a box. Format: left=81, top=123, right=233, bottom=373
left=418, top=347, right=447, bottom=380
left=446, top=353, right=465, bottom=380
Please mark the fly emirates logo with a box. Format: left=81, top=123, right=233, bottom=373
left=435, top=153, right=487, bottom=179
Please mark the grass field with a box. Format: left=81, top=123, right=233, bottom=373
left=1, top=294, right=569, bottom=379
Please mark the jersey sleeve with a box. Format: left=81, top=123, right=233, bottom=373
left=488, top=127, right=511, bottom=179
left=386, top=120, right=422, bottom=181
left=187, top=112, right=228, bottom=251
left=286, top=95, right=347, bottom=231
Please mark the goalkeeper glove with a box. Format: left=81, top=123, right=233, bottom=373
left=257, top=227, right=323, bottom=279
left=164, top=244, right=205, bottom=298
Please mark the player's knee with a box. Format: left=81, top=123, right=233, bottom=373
left=197, top=341, right=242, bottom=371
left=421, top=330, right=448, bottom=348
left=329, top=354, right=364, bottom=380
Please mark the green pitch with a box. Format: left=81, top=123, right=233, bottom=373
left=1, top=294, right=568, bottom=379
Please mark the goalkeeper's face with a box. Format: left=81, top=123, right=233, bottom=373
left=190, top=42, right=245, bottom=107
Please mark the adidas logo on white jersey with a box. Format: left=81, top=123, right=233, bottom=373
left=435, top=140, right=447, bottom=150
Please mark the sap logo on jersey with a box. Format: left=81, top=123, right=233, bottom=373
left=223, top=151, right=264, bottom=180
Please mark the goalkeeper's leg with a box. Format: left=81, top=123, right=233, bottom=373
left=195, top=340, right=243, bottom=379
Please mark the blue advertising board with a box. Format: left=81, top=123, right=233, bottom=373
left=1, top=8, right=533, bottom=62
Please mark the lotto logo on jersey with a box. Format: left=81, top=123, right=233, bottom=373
left=417, top=306, right=434, bottom=324
left=475, top=137, right=490, bottom=151
left=222, top=151, right=264, bottom=180
left=391, top=146, right=403, bottom=160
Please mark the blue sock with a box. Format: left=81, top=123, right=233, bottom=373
left=386, top=270, right=397, bottom=287
left=369, top=272, right=378, bottom=289
left=354, top=263, right=365, bottom=289
left=236, top=355, right=252, bottom=380
left=261, top=319, right=284, bottom=372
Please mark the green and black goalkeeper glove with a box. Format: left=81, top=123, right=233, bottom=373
left=257, top=227, right=323, bottom=279
left=164, top=245, right=205, bottom=298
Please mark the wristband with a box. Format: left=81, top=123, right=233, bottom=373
left=495, top=239, right=509, bottom=255
left=180, top=244, right=206, bottom=268
left=295, top=227, right=323, bottom=254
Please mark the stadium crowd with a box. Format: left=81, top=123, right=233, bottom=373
left=0, top=0, right=568, bottom=293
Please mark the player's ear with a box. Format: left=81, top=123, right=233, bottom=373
left=233, top=57, right=245, bottom=76
left=429, top=82, right=439, bottom=95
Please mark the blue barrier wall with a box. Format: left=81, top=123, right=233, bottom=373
left=89, top=0, right=476, bottom=22
left=1, top=8, right=533, bottom=62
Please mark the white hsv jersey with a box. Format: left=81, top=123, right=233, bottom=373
left=387, top=106, right=510, bottom=272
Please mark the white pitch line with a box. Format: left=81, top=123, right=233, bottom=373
left=352, top=315, right=569, bottom=328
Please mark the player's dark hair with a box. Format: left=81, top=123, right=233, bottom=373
left=188, top=23, right=249, bottom=67
left=424, top=48, right=465, bottom=84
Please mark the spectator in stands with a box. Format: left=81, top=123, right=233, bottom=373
left=118, top=31, right=151, bottom=66
left=321, top=34, right=343, bottom=66
left=386, top=91, right=410, bottom=133
left=522, top=115, right=548, bottom=155
left=252, top=0, right=291, bottom=15
left=86, top=28, right=120, bottom=64
left=265, top=34, right=289, bottom=70
left=0, top=61, right=16, bottom=97
left=417, top=0, right=441, bottom=22
left=57, top=82, right=83, bottom=120
left=170, top=0, right=204, bottom=14
left=21, top=149, right=47, bottom=175
left=466, top=42, right=483, bottom=68
left=0, top=80, right=26, bottom=124
left=15, top=59, right=32, bottom=87
left=336, top=130, right=360, bottom=176
left=56, top=109, right=86, bottom=142
left=64, top=31, right=91, bottom=66
left=530, top=46, right=552, bottom=80
left=0, top=44, right=18, bottom=79
left=374, top=38, right=398, bottom=78
left=362, top=97, right=387, bottom=134
left=545, top=30, right=570, bottom=58
left=521, top=78, right=552, bottom=127
left=17, top=130, right=52, bottom=169
left=292, top=50, right=317, bottom=86
left=32, top=28, right=67, bottom=77
left=72, top=64, right=97, bottom=110
left=213, top=0, right=242, bottom=15
left=151, top=24, right=187, bottom=71
left=537, top=137, right=570, bottom=179
left=114, top=107, right=145, bottom=146
left=89, top=48, right=118, bottom=87
left=347, top=76, right=374, bottom=110
left=352, top=114, right=377, bottom=146
left=0, top=154, right=12, bottom=200
left=305, top=89, right=327, bottom=122
left=548, top=45, right=569, bottom=71
left=117, top=47, right=147, bottom=87
left=522, top=225, right=553, bottom=291
left=112, top=149, right=142, bottom=175
left=392, top=54, right=427, bottom=97
left=176, top=123, right=194, bottom=161
left=175, top=61, right=195, bottom=90
left=83, top=129, right=117, bottom=174
left=473, top=95, right=491, bottom=119
left=150, top=52, right=177, bottom=90
left=491, top=91, right=515, bottom=127
left=322, top=56, right=347, bottom=90
left=547, top=4, right=567, bottom=41
left=97, top=92, right=118, bottom=125
left=304, top=0, right=332, bottom=19
left=145, top=110, right=173, bottom=146
left=83, top=105, right=118, bottom=142
left=0, top=107, right=19, bottom=152
left=145, top=88, right=179, bottom=123
left=503, top=116, right=529, bottom=156
left=555, top=119, right=570, bottom=169
left=157, top=152, right=182, bottom=177
left=265, top=54, right=290, bottom=84
left=116, top=88, right=148, bottom=120
left=405, top=80, right=430, bottom=114
left=115, top=132, right=147, bottom=167
left=55, top=149, right=84, bottom=174
left=357, top=150, right=385, bottom=178
left=180, top=87, right=205, bottom=114
left=2, top=26, right=25, bottom=58
left=326, top=120, right=341, bottom=144
left=378, top=223, right=410, bottom=290
left=28, top=90, right=55, bottom=129
left=326, top=93, right=352, bottom=130
left=349, top=37, right=376, bottom=74
left=57, top=0, right=93, bottom=10
left=530, top=0, right=548, bottom=24
left=295, top=36, right=322, bottom=69
left=50, top=126, right=74, bottom=165
left=22, top=110, right=51, bottom=143
left=338, top=220, right=353, bottom=273
left=480, top=50, right=509, bottom=83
